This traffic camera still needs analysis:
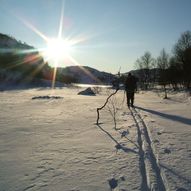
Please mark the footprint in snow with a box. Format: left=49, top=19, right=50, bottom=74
left=164, top=148, right=171, bottom=154
left=108, top=176, right=126, bottom=190
left=121, top=130, right=129, bottom=138
left=119, top=176, right=125, bottom=181
left=108, top=178, right=118, bottom=190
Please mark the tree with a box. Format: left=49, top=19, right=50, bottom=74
left=173, top=31, right=191, bottom=89
left=167, top=57, right=183, bottom=90
left=157, top=49, right=170, bottom=98
left=134, top=51, right=154, bottom=89
left=157, top=49, right=169, bottom=70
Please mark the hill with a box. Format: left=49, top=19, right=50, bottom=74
left=0, top=33, right=50, bottom=86
left=56, top=66, right=116, bottom=84
left=0, top=33, right=34, bottom=50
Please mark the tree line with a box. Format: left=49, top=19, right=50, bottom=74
left=134, top=31, right=191, bottom=91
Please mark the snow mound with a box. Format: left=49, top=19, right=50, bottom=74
left=32, top=96, right=63, bottom=100
left=77, top=87, right=96, bottom=96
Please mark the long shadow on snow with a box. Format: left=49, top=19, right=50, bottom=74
left=161, top=163, right=191, bottom=186
left=135, top=106, right=191, bottom=126
left=97, top=124, right=138, bottom=154
left=131, top=108, right=166, bottom=191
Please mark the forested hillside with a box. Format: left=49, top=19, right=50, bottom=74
left=0, top=33, right=50, bottom=85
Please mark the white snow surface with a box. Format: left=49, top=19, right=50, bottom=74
left=0, top=87, right=190, bottom=191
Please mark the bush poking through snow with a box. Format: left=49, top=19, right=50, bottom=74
left=32, top=96, right=63, bottom=100
left=96, top=89, right=119, bottom=125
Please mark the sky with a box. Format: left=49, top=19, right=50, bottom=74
left=0, top=0, right=191, bottom=74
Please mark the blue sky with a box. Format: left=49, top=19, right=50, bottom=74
left=0, top=0, right=191, bottom=73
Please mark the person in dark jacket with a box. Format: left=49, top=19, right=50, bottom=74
left=124, top=73, right=137, bottom=107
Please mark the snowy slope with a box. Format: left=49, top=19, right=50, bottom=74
left=0, top=88, right=190, bottom=191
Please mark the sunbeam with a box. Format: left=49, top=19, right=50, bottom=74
left=22, top=58, right=46, bottom=83
left=68, top=55, right=101, bottom=83
left=58, top=0, right=65, bottom=39
left=18, top=17, right=49, bottom=42
left=3, top=51, right=41, bottom=71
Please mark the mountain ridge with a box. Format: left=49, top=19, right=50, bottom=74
left=0, top=33, right=116, bottom=87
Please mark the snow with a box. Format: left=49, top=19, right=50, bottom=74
left=0, top=87, right=190, bottom=191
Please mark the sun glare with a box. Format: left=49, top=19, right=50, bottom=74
left=16, top=2, right=100, bottom=89
left=44, top=38, right=72, bottom=63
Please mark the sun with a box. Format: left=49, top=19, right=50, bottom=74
left=43, top=38, right=72, bottom=64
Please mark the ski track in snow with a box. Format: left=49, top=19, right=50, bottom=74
left=130, top=107, right=166, bottom=191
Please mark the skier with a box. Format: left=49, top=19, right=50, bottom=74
left=124, top=72, right=137, bottom=108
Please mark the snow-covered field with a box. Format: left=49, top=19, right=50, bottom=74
left=0, top=87, right=190, bottom=191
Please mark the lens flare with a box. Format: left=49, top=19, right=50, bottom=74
left=11, top=1, right=101, bottom=88
left=44, top=38, right=72, bottom=61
